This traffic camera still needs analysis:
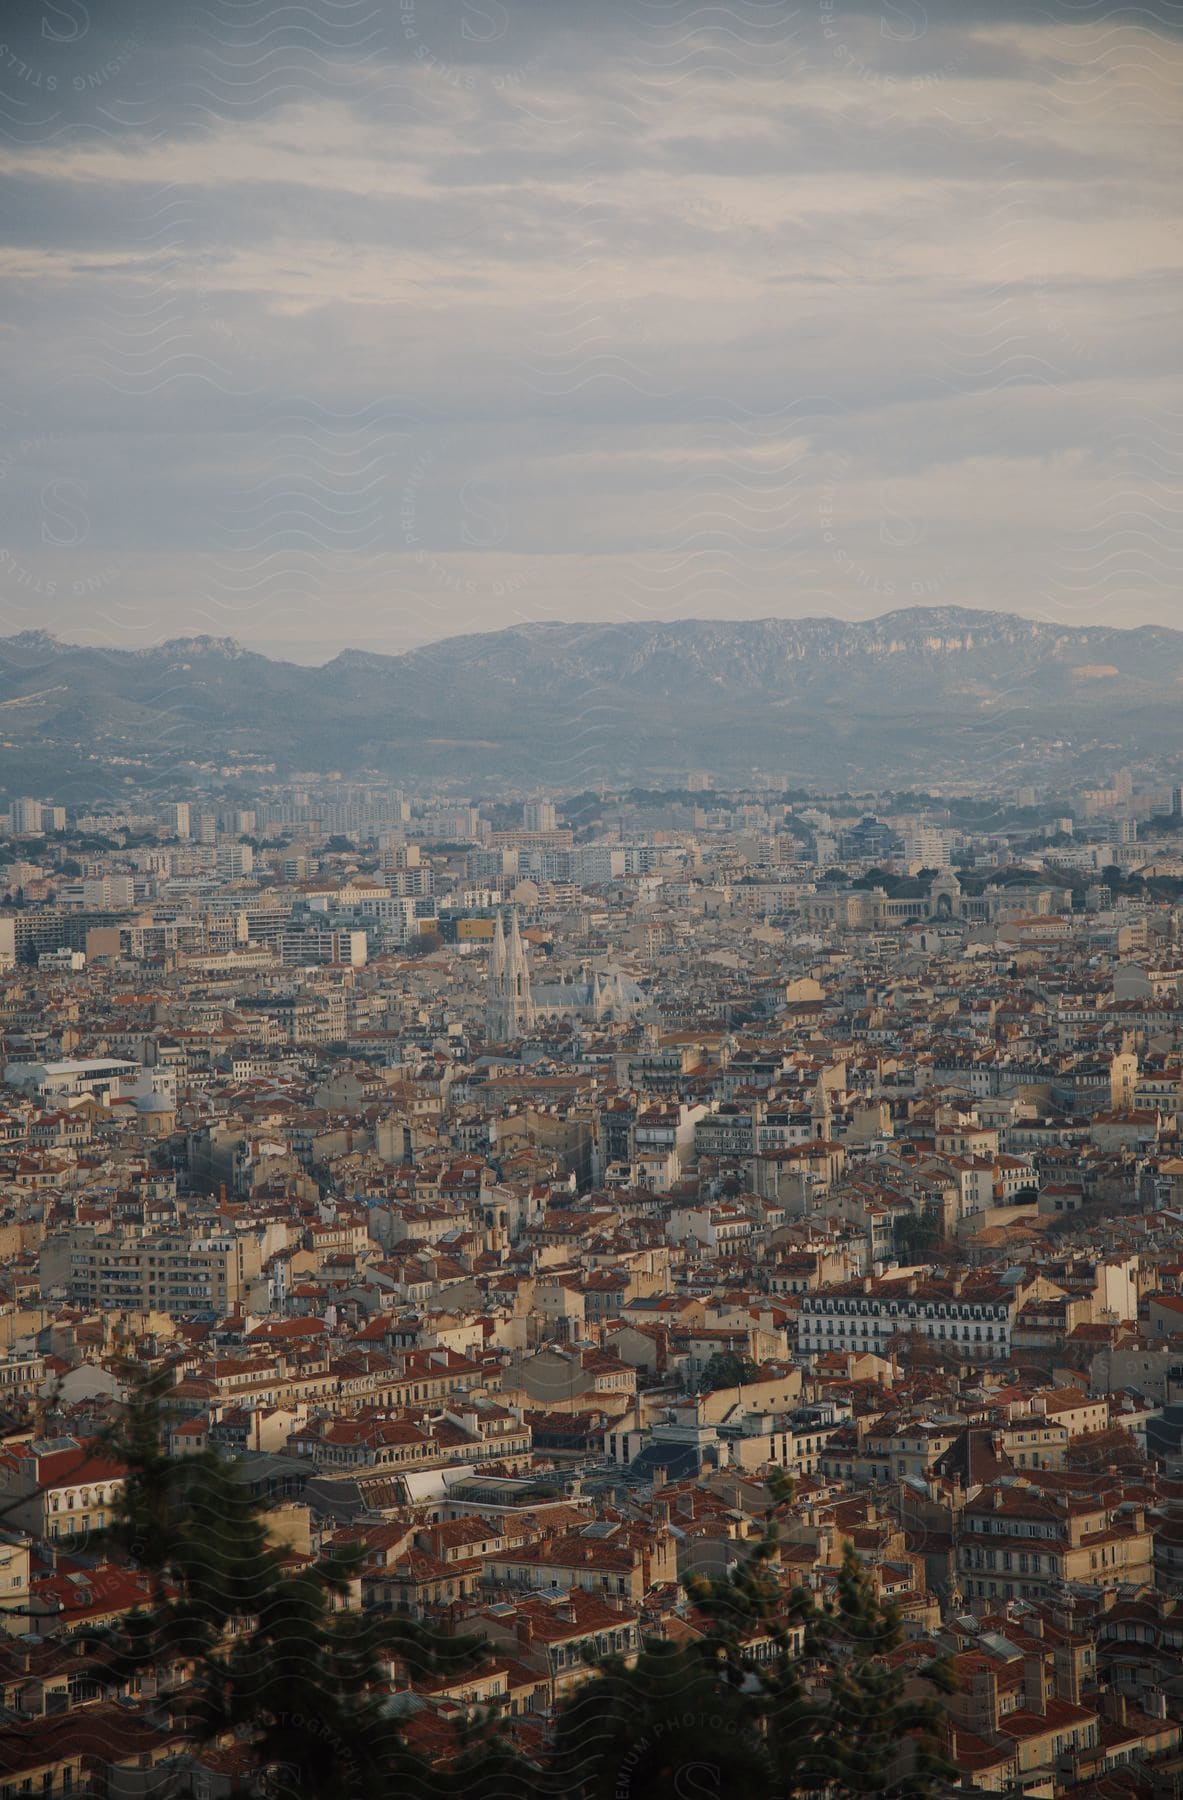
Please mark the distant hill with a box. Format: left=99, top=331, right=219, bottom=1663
left=2, top=608, right=1181, bottom=791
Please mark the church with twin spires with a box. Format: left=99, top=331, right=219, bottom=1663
left=484, top=908, right=644, bottom=1040
left=485, top=908, right=535, bottom=1043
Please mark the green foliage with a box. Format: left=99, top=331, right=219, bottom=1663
left=552, top=1475, right=955, bottom=1800
left=892, top=1210, right=943, bottom=1262
left=801, top=1548, right=954, bottom=1798
left=91, top=1375, right=492, bottom=1798
left=696, top=1350, right=760, bottom=1393
left=67, top=1385, right=954, bottom=1800
left=551, top=1637, right=764, bottom=1800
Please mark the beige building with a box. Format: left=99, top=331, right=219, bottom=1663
left=957, top=1481, right=1153, bottom=1604
left=484, top=1523, right=677, bottom=1604
left=43, top=1225, right=263, bottom=1317
left=0, top=1436, right=125, bottom=1544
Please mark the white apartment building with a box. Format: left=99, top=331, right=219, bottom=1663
left=797, top=1275, right=1015, bottom=1362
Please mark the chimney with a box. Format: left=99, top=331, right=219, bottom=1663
left=516, top=1617, right=533, bottom=1645
left=1022, top=1656, right=1047, bottom=1716
left=1061, top=1651, right=1080, bottom=1707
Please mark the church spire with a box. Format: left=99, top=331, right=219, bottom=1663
left=486, top=906, right=533, bottom=1041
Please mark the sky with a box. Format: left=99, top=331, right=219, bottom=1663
left=0, top=0, right=1180, bottom=663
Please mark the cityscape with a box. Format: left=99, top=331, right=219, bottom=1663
left=2, top=0, right=1182, bottom=1795
left=0, top=751, right=1180, bottom=1792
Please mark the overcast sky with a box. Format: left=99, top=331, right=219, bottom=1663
left=0, top=0, right=1180, bottom=662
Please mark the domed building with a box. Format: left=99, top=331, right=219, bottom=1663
left=134, top=1089, right=177, bottom=1138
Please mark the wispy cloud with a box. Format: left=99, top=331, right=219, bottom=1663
left=0, top=0, right=1180, bottom=658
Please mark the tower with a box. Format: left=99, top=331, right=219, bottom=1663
left=811, top=1077, right=832, bottom=1142
left=485, top=908, right=534, bottom=1042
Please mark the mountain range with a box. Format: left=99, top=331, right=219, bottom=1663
left=1, top=608, right=1180, bottom=793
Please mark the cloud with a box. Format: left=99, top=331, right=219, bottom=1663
left=0, top=0, right=1180, bottom=656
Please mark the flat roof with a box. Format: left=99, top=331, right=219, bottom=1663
left=7, top=1058, right=139, bottom=1075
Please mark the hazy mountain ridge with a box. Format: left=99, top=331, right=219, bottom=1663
left=2, top=609, right=1180, bottom=787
